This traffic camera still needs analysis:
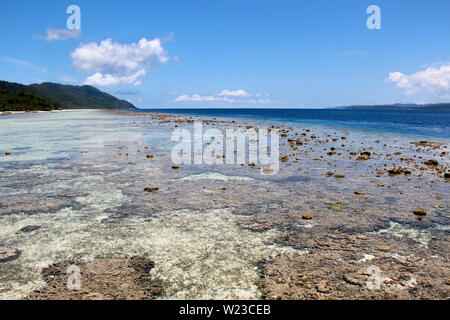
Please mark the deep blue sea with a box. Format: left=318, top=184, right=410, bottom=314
left=139, top=109, right=450, bottom=139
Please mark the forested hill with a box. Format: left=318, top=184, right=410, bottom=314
left=0, top=89, right=57, bottom=111
left=0, top=80, right=136, bottom=111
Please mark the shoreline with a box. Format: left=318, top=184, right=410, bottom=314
left=3, top=107, right=449, bottom=141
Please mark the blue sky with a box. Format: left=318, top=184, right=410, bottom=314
left=0, top=0, right=449, bottom=108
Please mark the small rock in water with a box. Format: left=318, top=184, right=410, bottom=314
left=354, top=190, right=365, bottom=195
left=424, top=159, right=438, bottom=166
left=377, top=245, right=390, bottom=252
left=335, top=174, right=345, bottom=179
left=444, top=173, right=450, bottom=179
left=0, top=247, right=21, bottom=263
left=413, top=209, right=427, bottom=216
left=302, top=214, right=312, bottom=220
left=172, top=165, right=180, bottom=170
left=146, top=154, right=154, bottom=159
left=5, top=152, right=13, bottom=156
left=144, top=187, right=159, bottom=194
left=19, top=225, right=41, bottom=233
left=388, top=167, right=411, bottom=175
left=357, top=154, right=370, bottom=161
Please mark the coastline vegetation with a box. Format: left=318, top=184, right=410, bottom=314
left=0, top=80, right=135, bottom=111
left=0, top=89, right=58, bottom=111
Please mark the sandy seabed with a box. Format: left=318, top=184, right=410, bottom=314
left=0, top=109, right=449, bottom=300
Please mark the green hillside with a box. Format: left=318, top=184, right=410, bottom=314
left=0, top=80, right=136, bottom=111
left=0, top=89, right=58, bottom=111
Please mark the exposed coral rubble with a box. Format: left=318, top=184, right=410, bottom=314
left=0, top=110, right=448, bottom=300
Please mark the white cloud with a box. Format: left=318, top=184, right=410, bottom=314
left=175, top=94, right=234, bottom=103
left=387, top=65, right=450, bottom=96
left=71, top=38, right=169, bottom=86
left=38, top=28, right=80, bottom=41
left=84, top=70, right=146, bottom=86
left=175, top=90, right=270, bottom=105
left=218, top=89, right=249, bottom=97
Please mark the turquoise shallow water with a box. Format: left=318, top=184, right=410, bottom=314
left=0, top=110, right=295, bottom=299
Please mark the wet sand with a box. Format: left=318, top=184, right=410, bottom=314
left=0, top=109, right=448, bottom=300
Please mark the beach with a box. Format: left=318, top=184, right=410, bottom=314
left=0, top=109, right=449, bottom=300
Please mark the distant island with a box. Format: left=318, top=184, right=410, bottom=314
left=0, top=80, right=135, bottom=111
left=339, top=103, right=450, bottom=110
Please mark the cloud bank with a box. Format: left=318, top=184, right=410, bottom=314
left=38, top=28, right=80, bottom=41
left=71, top=38, right=169, bottom=86
left=175, top=90, right=270, bottom=105
left=175, top=94, right=235, bottom=103
left=218, top=89, right=249, bottom=97
left=387, top=65, right=450, bottom=97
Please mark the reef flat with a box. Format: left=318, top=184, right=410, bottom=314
left=0, top=110, right=448, bottom=300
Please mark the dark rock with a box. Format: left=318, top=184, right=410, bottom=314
left=280, top=156, right=289, bottom=163
left=129, top=256, right=155, bottom=273
left=424, top=159, right=439, bottom=166
left=388, top=167, right=411, bottom=175
left=144, top=187, right=159, bottom=194
left=19, top=225, right=41, bottom=233
left=0, top=247, right=21, bottom=263
left=413, top=209, right=427, bottom=216
left=357, top=152, right=371, bottom=161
